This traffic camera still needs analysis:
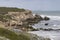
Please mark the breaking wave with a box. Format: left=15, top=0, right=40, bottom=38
left=40, top=15, right=60, bottom=20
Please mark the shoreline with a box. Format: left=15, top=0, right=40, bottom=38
left=0, top=7, right=51, bottom=40
left=28, top=31, right=51, bottom=40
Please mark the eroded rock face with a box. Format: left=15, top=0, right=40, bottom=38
left=8, top=12, right=50, bottom=31
left=8, top=10, right=34, bottom=21
left=3, top=9, right=50, bottom=31
left=4, top=10, right=37, bottom=31
left=6, top=10, right=34, bottom=26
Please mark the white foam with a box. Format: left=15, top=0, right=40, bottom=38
left=40, top=15, right=60, bottom=20
left=33, top=14, right=35, bottom=16
left=53, top=25, right=57, bottom=27
left=28, top=31, right=60, bottom=40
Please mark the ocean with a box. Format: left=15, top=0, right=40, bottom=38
left=29, top=11, right=60, bottom=40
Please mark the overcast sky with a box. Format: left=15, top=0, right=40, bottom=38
left=0, top=0, right=60, bottom=11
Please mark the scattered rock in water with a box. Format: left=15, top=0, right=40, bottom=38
left=31, top=28, right=39, bottom=31
left=39, top=28, right=54, bottom=31
left=44, top=16, right=50, bottom=21
left=45, top=23, right=48, bottom=26
left=34, top=14, right=43, bottom=20
left=43, top=29, right=52, bottom=31
left=39, top=28, right=60, bottom=31
left=39, top=28, right=44, bottom=30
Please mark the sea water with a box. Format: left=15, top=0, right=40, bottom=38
left=30, top=11, right=60, bottom=40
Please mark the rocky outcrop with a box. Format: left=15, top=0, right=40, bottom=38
left=44, top=16, right=50, bottom=21
left=23, top=14, right=43, bottom=25
left=0, top=7, right=50, bottom=31
left=6, top=10, right=44, bottom=31
left=8, top=10, right=34, bottom=21
left=5, top=11, right=50, bottom=31
left=5, top=10, right=34, bottom=26
left=45, top=23, right=48, bottom=26
left=0, top=7, right=51, bottom=40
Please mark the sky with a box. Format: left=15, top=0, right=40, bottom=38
left=0, top=0, right=60, bottom=11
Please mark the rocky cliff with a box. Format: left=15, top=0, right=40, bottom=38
left=0, top=7, right=50, bottom=40
left=0, top=7, right=34, bottom=28
left=0, top=7, right=50, bottom=31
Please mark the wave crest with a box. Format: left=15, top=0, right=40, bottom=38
left=40, top=15, right=60, bottom=20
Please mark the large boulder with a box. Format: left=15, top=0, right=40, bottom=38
left=44, top=16, right=50, bottom=21
left=23, top=14, right=43, bottom=25
left=34, top=14, right=43, bottom=20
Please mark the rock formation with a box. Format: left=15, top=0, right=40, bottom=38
left=0, top=7, right=51, bottom=40
left=0, top=7, right=50, bottom=31
left=44, top=16, right=50, bottom=21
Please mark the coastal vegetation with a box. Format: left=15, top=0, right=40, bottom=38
left=0, top=28, right=30, bottom=40
left=0, top=7, right=25, bottom=12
